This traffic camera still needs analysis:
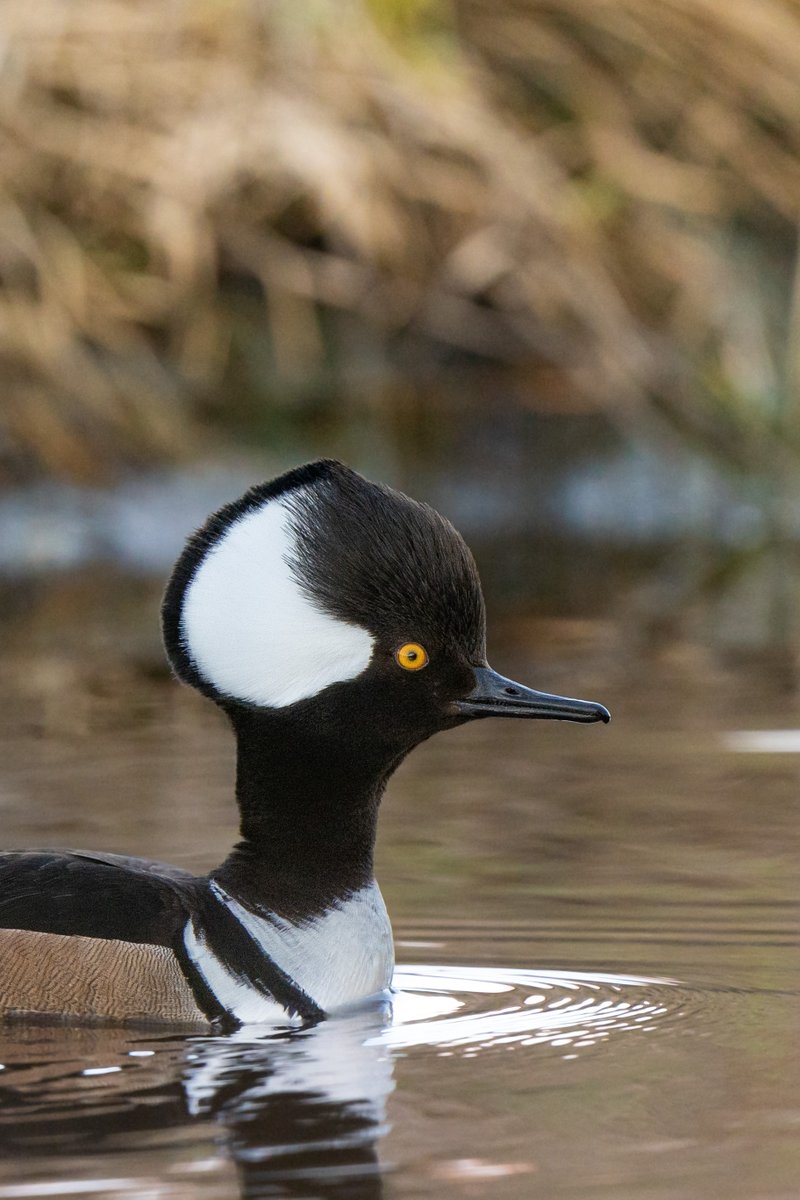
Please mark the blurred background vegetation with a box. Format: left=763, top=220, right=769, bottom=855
left=2, top=0, right=800, bottom=485
left=3, top=0, right=800, bottom=686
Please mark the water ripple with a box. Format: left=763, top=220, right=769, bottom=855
left=383, top=964, right=689, bottom=1054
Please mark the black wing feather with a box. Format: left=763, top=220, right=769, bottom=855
left=0, top=851, right=198, bottom=947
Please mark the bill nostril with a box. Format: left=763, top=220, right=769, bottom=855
left=503, top=686, right=520, bottom=696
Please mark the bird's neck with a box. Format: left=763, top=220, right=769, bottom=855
left=212, top=707, right=404, bottom=920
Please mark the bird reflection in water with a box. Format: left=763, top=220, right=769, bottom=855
left=0, top=1001, right=395, bottom=1200
left=0, top=969, right=675, bottom=1194
left=183, top=999, right=395, bottom=1199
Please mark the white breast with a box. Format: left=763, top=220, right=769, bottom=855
left=184, top=882, right=395, bottom=1024
left=183, top=921, right=290, bottom=1025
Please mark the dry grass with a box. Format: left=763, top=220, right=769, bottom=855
left=1, top=0, right=800, bottom=479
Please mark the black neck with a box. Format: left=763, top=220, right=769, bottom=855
left=212, top=706, right=405, bottom=920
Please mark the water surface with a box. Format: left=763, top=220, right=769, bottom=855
left=0, top=559, right=798, bottom=1198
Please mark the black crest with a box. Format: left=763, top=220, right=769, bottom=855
left=162, top=460, right=486, bottom=696
left=284, top=463, right=485, bottom=659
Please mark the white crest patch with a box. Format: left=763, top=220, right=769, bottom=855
left=180, top=492, right=374, bottom=707
left=212, top=881, right=394, bottom=1015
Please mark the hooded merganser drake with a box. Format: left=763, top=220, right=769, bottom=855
left=0, top=461, right=609, bottom=1027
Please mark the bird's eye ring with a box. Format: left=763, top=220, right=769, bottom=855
left=395, top=642, right=429, bottom=671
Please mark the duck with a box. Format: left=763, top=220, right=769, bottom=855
left=0, top=460, right=610, bottom=1028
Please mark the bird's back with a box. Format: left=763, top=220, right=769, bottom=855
left=0, top=851, right=207, bottom=1024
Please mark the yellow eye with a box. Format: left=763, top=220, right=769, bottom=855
left=395, top=642, right=429, bottom=671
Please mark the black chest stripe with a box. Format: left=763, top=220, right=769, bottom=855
left=176, top=888, right=324, bottom=1027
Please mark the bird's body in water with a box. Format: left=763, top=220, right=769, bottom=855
left=0, top=461, right=609, bottom=1028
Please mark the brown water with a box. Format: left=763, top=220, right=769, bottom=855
left=0, top=559, right=798, bottom=1199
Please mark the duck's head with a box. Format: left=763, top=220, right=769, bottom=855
left=162, top=460, right=609, bottom=757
